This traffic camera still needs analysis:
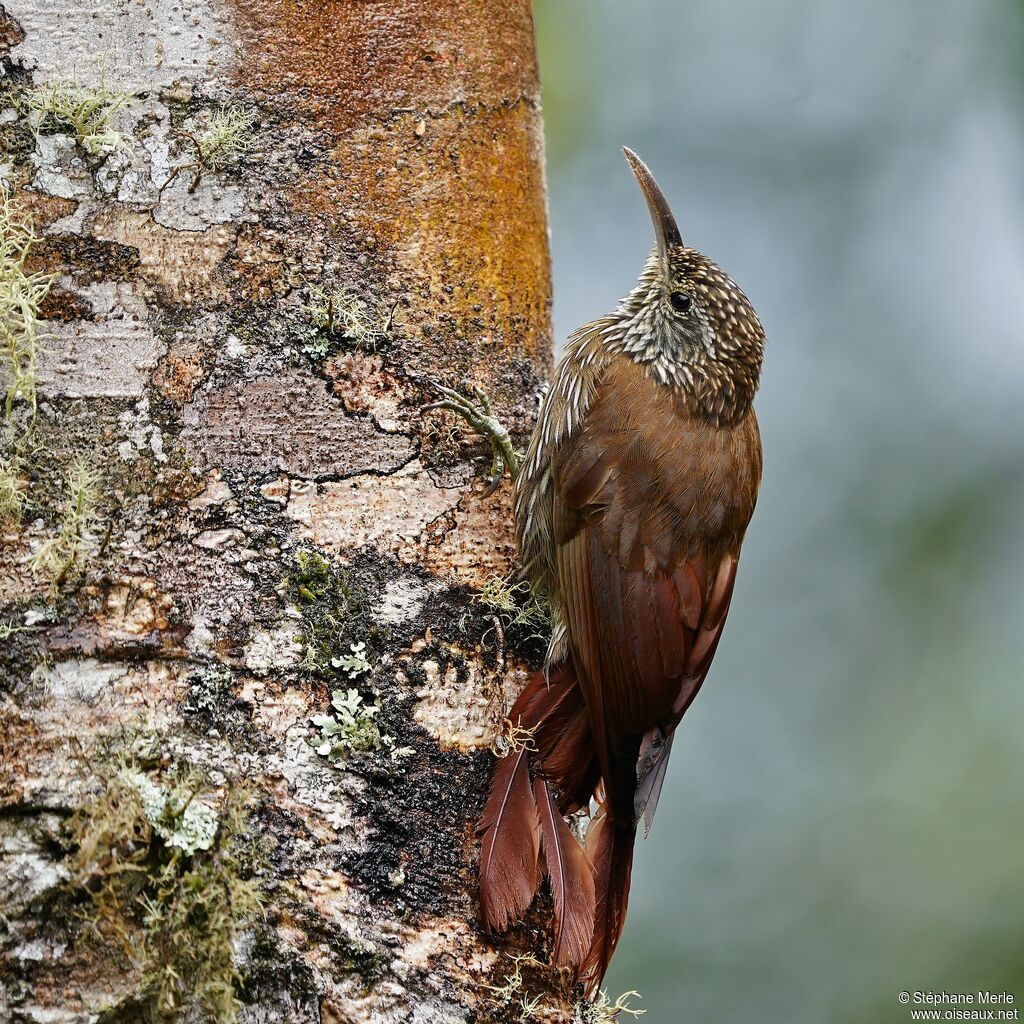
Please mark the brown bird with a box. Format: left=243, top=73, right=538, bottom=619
left=431, top=148, right=765, bottom=993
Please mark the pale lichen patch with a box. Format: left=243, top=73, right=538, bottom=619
left=282, top=460, right=459, bottom=559
left=243, top=623, right=302, bottom=675
left=261, top=723, right=362, bottom=842
left=243, top=679, right=314, bottom=741
left=153, top=171, right=249, bottom=232
left=10, top=1, right=241, bottom=93
left=374, top=577, right=430, bottom=626
left=33, top=658, right=179, bottom=709
left=0, top=825, right=70, bottom=918
left=31, top=134, right=94, bottom=200
left=242, top=682, right=362, bottom=840
left=407, top=646, right=528, bottom=751
left=9, top=660, right=184, bottom=807
left=36, top=283, right=164, bottom=398
left=117, top=395, right=168, bottom=464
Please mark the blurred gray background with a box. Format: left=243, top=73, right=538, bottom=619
left=534, top=2, right=1024, bottom=1020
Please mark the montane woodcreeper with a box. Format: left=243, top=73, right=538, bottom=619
left=430, top=148, right=765, bottom=993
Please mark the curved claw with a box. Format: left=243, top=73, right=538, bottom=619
left=481, top=467, right=505, bottom=498
left=430, top=381, right=466, bottom=402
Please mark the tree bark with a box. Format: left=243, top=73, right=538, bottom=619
left=0, top=2, right=571, bottom=1021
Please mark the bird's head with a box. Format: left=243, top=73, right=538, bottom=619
left=611, top=148, right=765, bottom=422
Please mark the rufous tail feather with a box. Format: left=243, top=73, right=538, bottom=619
left=533, top=775, right=596, bottom=970
left=478, top=742, right=542, bottom=931
left=581, top=802, right=636, bottom=994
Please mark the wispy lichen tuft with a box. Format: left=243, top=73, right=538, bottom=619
left=302, top=290, right=391, bottom=357
left=30, top=456, right=103, bottom=587
left=482, top=953, right=545, bottom=1011
left=67, top=761, right=266, bottom=1024
left=195, top=105, right=257, bottom=171
left=163, top=105, right=257, bottom=193
left=489, top=716, right=538, bottom=760
left=575, top=989, right=646, bottom=1022
left=23, top=73, right=129, bottom=156
left=518, top=994, right=544, bottom=1021
left=0, top=183, right=52, bottom=437
left=477, top=572, right=550, bottom=642
left=0, top=454, right=25, bottom=527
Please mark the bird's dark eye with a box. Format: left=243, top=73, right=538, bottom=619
left=669, top=291, right=692, bottom=313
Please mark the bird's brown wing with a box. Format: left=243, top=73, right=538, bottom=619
left=551, top=355, right=761, bottom=821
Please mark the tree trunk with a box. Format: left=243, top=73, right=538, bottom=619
left=0, top=2, right=571, bottom=1021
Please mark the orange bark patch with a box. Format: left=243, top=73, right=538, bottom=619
left=222, top=0, right=540, bottom=129
left=338, top=106, right=551, bottom=373
left=221, top=0, right=553, bottom=376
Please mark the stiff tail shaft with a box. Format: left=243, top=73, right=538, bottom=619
left=478, top=662, right=642, bottom=986
left=479, top=665, right=598, bottom=971
left=533, top=775, right=596, bottom=966
left=581, top=803, right=636, bottom=993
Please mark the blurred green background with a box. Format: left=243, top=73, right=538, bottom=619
left=533, top=2, right=1024, bottom=1020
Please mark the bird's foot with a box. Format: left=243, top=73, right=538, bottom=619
left=422, top=380, right=521, bottom=494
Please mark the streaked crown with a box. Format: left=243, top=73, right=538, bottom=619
left=609, top=149, right=765, bottom=423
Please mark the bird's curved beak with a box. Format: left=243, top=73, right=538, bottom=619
left=623, top=147, right=682, bottom=263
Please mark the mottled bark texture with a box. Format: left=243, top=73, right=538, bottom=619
left=0, top=2, right=573, bottom=1021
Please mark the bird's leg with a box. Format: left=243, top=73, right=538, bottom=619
left=422, top=381, right=521, bottom=494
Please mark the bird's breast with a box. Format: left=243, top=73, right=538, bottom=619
left=560, top=355, right=761, bottom=561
